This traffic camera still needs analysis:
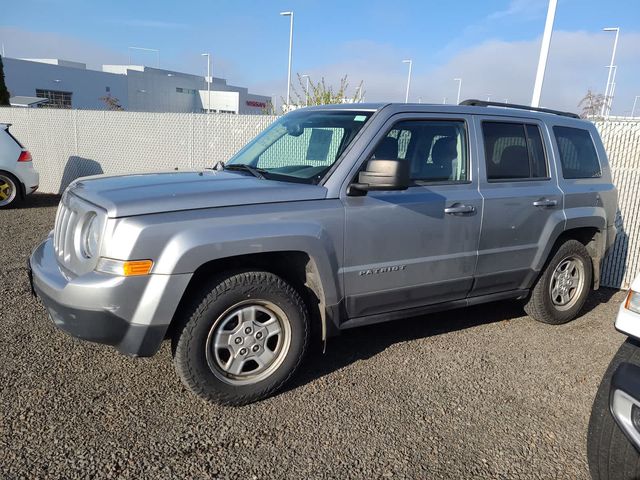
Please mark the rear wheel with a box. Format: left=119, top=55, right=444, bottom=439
left=588, top=338, right=640, bottom=480
left=172, top=271, right=309, bottom=406
left=0, top=172, right=20, bottom=209
left=524, top=239, right=592, bottom=324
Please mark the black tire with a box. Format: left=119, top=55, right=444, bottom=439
left=172, top=271, right=309, bottom=406
left=588, top=338, right=640, bottom=480
left=0, top=171, right=22, bottom=209
left=524, top=239, right=592, bottom=324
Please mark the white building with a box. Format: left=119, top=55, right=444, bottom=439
left=3, top=57, right=271, bottom=114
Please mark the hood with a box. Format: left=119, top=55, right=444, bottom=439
left=69, top=170, right=328, bottom=217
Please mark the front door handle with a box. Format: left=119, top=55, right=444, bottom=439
left=532, top=198, right=558, bottom=208
left=444, top=204, right=476, bottom=215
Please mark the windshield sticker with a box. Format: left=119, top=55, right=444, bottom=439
left=354, top=115, right=367, bottom=122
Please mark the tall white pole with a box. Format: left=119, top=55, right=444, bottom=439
left=602, top=27, right=620, bottom=117
left=632, top=96, right=640, bottom=118
left=531, top=0, right=557, bottom=107
left=454, top=78, right=462, bottom=104
left=280, top=11, right=294, bottom=108
left=402, top=59, right=412, bottom=103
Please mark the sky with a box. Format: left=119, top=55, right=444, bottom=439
left=2, top=0, right=640, bottom=115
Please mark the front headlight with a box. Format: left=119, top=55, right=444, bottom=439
left=80, top=212, right=100, bottom=259
left=625, top=290, right=640, bottom=315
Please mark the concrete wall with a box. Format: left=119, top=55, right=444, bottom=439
left=0, top=107, right=637, bottom=289
left=4, top=58, right=128, bottom=110
left=4, top=58, right=270, bottom=114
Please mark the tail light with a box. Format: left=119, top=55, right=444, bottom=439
left=18, top=150, right=32, bottom=162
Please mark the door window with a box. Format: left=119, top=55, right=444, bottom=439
left=482, top=122, right=548, bottom=181
left=369, top=120, right=469, bottom=182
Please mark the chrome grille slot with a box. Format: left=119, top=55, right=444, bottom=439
left=52, top=194, right=93, bottom=271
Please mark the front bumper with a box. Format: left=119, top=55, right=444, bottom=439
left=29, top=236, right=192, bottom=356
left=610, top=361, right=640, bottom=451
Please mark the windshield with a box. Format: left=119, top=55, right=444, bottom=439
left=227, top=109, right=373, bottom=184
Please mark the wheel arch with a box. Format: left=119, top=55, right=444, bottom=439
left=167, top=250, right=336, bottom=347
left=0, top=169, right=24, bottom=200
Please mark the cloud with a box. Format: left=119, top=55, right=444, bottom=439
left=487, top=0, right=547, bottom=20
left=111, top=19, right=188, bottom=29
left=0, top=26, right=128, bottom=69
left=253, top=30, right=640, bottom=116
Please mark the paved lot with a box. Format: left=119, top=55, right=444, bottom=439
left=0, top=194, right=627, bottom=479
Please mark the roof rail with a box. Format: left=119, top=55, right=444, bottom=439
left=459, top=99, right=581, bottom=119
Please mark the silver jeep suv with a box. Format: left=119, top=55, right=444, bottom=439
left=29, top=101, right=618, bottom=405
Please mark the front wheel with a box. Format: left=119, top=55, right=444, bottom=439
left=172, top=271, right=309, bottom=406
left=524, top=239, right=592, bottom=324
left=588, top=339, right=640, bottom=480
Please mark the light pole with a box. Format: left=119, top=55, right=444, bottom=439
left=454, top=78, right=462, bottom=104
left=301, top=74, right=310, bottom=106
left=280, top=11, right=294, bottom=109
left=602, top=27, right=620, bottom=117
left=128, top=46, right=160, bottom=67
left=531, top=0, right=557, bottom=107
left=402, top=59, right=412, bottom=103
left=632, top=96, right=640, bottom=118
left=201, top=53, right=211, bottom=114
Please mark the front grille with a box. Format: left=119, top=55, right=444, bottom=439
left=53, top=195, right=81, bottom=267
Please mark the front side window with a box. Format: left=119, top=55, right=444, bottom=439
left=482, top=122, right=548, bottom=181
left=369, top=120, right=468, bottom=182
left=553, top=126, right=601, bottom=179
left=228, top=110, right=372, bottom=184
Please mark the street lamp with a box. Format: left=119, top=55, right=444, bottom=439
left=402, top=59, right=412, bottom=103
left=602, top=27, right=620, bottom=117
left=301, top=74, right=310, bottom=106
left=280, top=11, right=294, bottom=109
left=128, top=46, right=160, bottom=67
left=531, top=0, right=558, bottom=107
left=632, top=96, right=640, bottom=118
left=201, top=53, right=211, bottom=114
left=453, top=78, right=463, bottom=104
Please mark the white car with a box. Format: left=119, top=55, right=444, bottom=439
left=588, top=275, right=640, bottom=479
left=0, top=123, right=39, bottom=208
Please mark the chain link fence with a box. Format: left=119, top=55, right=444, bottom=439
left=0, top=107, right=638, bottom=289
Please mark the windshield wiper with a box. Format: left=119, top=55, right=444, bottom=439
left=221, top=163, right=267, bottom=179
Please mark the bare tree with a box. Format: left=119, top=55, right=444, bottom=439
left=285, top=74, right=365, bottom=110
left=578, top=90, right=610, bottom=119
left=100, top=94, right=124, bottom=111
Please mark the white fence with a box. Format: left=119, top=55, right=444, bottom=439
left=0, top=108, right=277, bottom=193
left=0, top=107, right=639, bottom=289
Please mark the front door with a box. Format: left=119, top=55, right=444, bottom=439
left=342, top=115, right=483, bottom=319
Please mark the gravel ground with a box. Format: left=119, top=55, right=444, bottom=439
left=0, top=194, right=627, bottom=479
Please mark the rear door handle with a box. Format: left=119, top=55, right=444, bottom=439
left=444, top=204, right=476, bottom=215
left=532, top=198, right=558, bottom=208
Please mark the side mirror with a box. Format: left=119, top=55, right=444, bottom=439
left=348, top=159, right=410, bottom=195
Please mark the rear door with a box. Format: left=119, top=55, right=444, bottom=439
left=342, top=114, right=483, bottom=318
left=471, top=116, right=565, bottom=296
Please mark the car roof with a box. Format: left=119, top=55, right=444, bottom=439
left=306, top=102, right=587, bottom=125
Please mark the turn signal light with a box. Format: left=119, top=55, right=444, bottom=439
left=123, top=260, right=154, bottom=276
left=18, top=150, right=32, bottom=162
left=96, top=258, right=154, bottom=276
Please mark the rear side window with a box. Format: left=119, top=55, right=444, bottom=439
left=553, top=126, right=601, bottom=179
left=482, top=122, right=548, bottom=181
left=4, top=128, right=24, bottom=148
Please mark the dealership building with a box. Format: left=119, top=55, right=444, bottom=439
left=2, top=57, right=271, bottom=114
